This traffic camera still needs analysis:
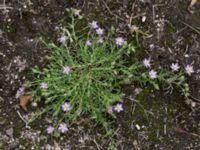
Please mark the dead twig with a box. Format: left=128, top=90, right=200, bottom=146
left=0, top=5, right=13, bottom=10
left=190, top=95, right=200, bottom=103
left=17, top=111, right=31, bottom=128
left=93, top=138, right=103, bottom=150
left=181, top=21, right=200, bottom=35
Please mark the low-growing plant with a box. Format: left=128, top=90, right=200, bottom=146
left=24, top=9, right=190, bottom=133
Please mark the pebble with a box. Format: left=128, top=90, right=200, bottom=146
left=184, top=54, right=189, bottom=58
left=32, top=102, right=38, bottom=107
left=135, top=124, right=141, bottom=130
left=142, top=16, right=146, bottom=22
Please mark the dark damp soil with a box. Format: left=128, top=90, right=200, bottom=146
left=0, top=0, right=200, bottom=149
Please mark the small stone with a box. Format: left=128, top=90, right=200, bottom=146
left=32, top=102, right=38, bottom=107
left=191, top=102, right=196, bottom=107
left=149, top=44, right=154, bottom=50
left=142, top=16, right=146, bottom=22
left=135, top=124, right=141, bottom=130
left=184, top=54, right=189, bottom=58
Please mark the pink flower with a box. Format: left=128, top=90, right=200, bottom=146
left=149, top=70, right=157, bottom=79
left=143, top=58, right=151, bottom=68
left=114, top=103, right=123, bottom=113
left=58, top=123, right=68, bottom=133
left=16, top=87, right=25, bottom=99
left=61, top=102, right=71, bottom=112
left=46, top=125, right=54, bottom=134
left=58, top=35, right=68, bottom=44
left=86, top=40, right=92, bottom=46
left=170, top=63, right=180, bottom=72
left=115, top=37, right=126, bottom=46
left=89, top=21, right=98, bottom=29
left=96, top=28, right=104, bottom=35
left=63, top=66, right=71, bottom=75
left=185, top=65, right=194, bottom=75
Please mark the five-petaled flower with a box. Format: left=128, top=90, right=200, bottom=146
left=114, top=103, right=123, bottom=113
left=63, top=66, right=71, bottom=75
left=96, top=28, right=104, bottom=35
left=40, top=82, right=48, bottom=89
left=58, top=35, right=67, bottom=44
left=149, top=70, right=157, bottom=79
left=89, top=21, right=98, bottom=29
left=143, top=58, right=151, bottom=68
left=58, top=123, right=68, bottom=133
left=115, top=37, right=126, bottom=46
left=185, top=65, right=194, bottom=75
left=62, top=102, right=71, bottom=112
left=170, top=63, right=180, bottom=72
left=46, top=125, right=54, bottom=134
left=86, top=40, right=92, bottom=46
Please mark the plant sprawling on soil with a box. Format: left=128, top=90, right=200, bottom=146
left=21, top=9, right=191, bottom=134
left=1, top=0, right=200, bottom=149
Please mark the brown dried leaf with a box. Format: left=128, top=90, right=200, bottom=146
left=19, top=95, right=31, bottom=111
left=190, top=0, right=197, bottom=7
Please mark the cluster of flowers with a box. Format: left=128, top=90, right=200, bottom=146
left=40, top=79, right=124, bottom=115
left=58, top=19, right=126, bottom=48
left=45, top=104, right=123, bottom=134
left=46, top=102, right=71, bottom=134
left=16, top=14, right=195, bottom=134
left=15, top=84, right=70, bottom=134
left=87, top=20, right=126, bottom=47
left=46, top=123, right=68, bottom=134
left=142, top=58, right=194, bottom=79
left=40, top=81, right=123, bottom=134
left=56, top=21, right=127, bottom=117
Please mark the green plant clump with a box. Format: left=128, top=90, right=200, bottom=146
left=26, top=9, right=190, bottom=132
